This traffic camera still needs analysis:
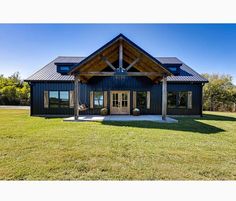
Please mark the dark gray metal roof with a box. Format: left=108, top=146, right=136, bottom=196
left=157, top=57, right=182, bottom=65
left=25, top=57, right=84, bottom=82
left=157, top=57, right=208, bottom=83
left=25, top=56, right=208, bottom=83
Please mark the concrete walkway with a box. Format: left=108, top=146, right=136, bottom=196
left=0, top=105, right=30, bottom=109
left=64, top=115, right=178, bottom=123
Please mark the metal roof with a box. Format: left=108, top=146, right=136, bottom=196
left=25, top=57, right=84, bottom=82
left=157, top=57, right=208, bottom=83
left=25, top=56, right=208, bottom=83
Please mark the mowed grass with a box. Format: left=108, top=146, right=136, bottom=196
left=0, top=109, right=236, bottom=180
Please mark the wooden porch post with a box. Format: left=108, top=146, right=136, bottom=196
left=74, top=74, right=79, bottom=120
left=162, top=74, right=167, bottom=121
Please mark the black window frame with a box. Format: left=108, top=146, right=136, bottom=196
left=168, top=92, right=177, bottom=108
left=49, top=91, right=59, bottom=108
left=59, top=91, right=69, bottom=108
left=48, top=90, right=70, bottom=109
left=168, top=91, right=190, bottom=109
left=178, top=91, right=188, bottom=109
left=93, top=91, right=104, bottom=108
left=136, top=91, right=147, bottom=109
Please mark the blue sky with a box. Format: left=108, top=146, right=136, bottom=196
left=0, top=24, right=235, bottom=83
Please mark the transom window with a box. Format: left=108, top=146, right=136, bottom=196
left=168, top=91, right=192, bottom=109
left=94, top=92, right=104, bottom=108
left=137, top=92, right=147, bottom=108
left=49, top=91, right=69, bottom=108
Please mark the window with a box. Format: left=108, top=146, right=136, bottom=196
left=167, top=66, right=179, bottom=75
left=168, top=91, right=192, bottom=109
left=49, top=91, right=59, bottom=108
left=168, top=67, right=177, bottom=72
left=122, top=93, right=128, bottom=107
left=59, top=91, right=69, bottom=108
left=60, top=66, right=70, bottom=71
left=112, top=93, right=118, bottom=107
left=178, top=92, right=188, bottom=108
left=94, top=92, right=104, bottom=108
left=168, top=92, right=177, bottom=108
left=57, top=65, right=72, bottom=74
left=49, top=91, right=69, bottom=108
left=137, top=92, right=147, bottom=108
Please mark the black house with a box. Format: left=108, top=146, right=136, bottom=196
left=25, top=34, right=208, bottom=119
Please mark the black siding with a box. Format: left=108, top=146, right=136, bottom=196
left=167, top=83, right=203, bottom=115
left=30, top=77, right=203, bottom=116
left=31, top=81, right=74, bottom=116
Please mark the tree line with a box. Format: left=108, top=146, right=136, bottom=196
left=202, top=73, right=236, bottom=112
left=0, top=72, right=235, bottom=111
left=0, top=72, right=30, bottom=105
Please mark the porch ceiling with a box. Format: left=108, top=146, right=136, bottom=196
left=70, top=34, right=172, bottom=83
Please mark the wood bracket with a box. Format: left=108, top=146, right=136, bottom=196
left=126, top=58, right=140, bottom=71
left=101, top=56, right=116, bottom=71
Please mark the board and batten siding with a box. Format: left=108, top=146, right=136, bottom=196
left=30, top=77, right=203, bottom=116
left=30, top=81, right=74, bottom=116
left=167, top=83, right=202, bottom=115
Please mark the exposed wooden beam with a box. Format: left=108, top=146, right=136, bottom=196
left=79, top=72, right=162, bottom=76
left=101, top=56, right=116, bottom=71
left=124, top=51, right=160, bottom=73
left=124, top=40, right=171, bottom=75
left=123, top=55, right=157, bottom=80
left=77, top=42, right=119, bottom=72
left=83, top=51, right=118, bottom=73
left=80, top=72, right=115, bottom=76
left=126, top=58, right=140, bottom=71
left=153, top=76, right=162, bottom=84
left=119, top=40, right=123, bottom=69
left=128, top=72, right=162, bottom=76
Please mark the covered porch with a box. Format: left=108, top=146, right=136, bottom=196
left=64, top=115, right=178, bottom=123
left=68, top=34, right=173, bottom=121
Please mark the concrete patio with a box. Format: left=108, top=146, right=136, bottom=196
left=64, top=115, right=178, bottom=123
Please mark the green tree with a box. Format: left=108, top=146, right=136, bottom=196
left=0, top=72, right=30, bottom=105
left=202, top=73, right=236, bottom=112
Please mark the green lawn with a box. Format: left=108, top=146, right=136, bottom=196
left=0, top=109, right=236, bottom=180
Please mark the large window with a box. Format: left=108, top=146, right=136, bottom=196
left=168, top=92, right=177, bottom=108
left=137, top=92, right=147, bottom=108
left=59, top=91, right=69, bottom=108
left=94, top=92, right=104, bottom=108
left=168, top=91, right=192, bottom=109
left=49, top=91, right=69, bottom=108
left=178, top=92, right=188, bottom=108
left=49, top=91, right=59, bottom=108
